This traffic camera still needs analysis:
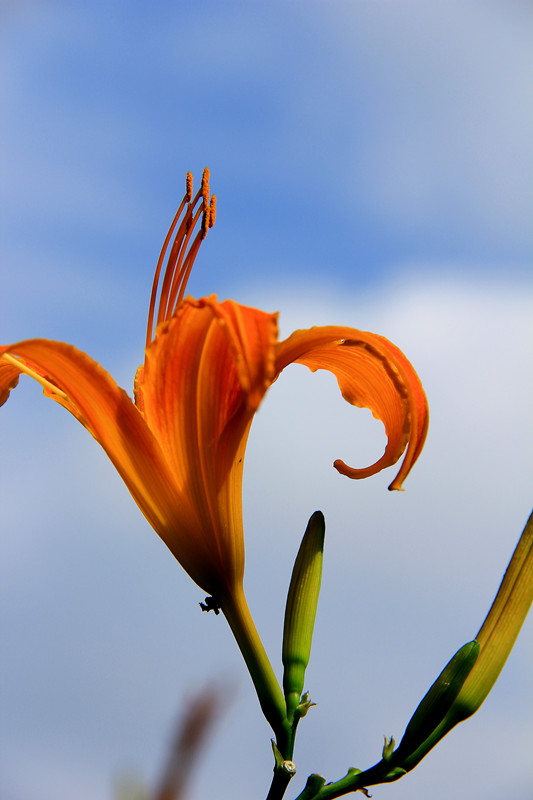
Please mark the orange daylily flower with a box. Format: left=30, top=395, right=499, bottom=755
left=0, top=170, right=428, bottom=599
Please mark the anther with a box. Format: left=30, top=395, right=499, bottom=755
left=201, top=167, right=210, bottom=205
left=208, top=195, right=216, bottom=228
left=185, top=171, right=193, bottom=202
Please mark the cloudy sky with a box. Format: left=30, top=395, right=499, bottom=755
left=1, top=3, right=532, bottom=800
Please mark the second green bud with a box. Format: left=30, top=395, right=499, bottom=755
left=282, top=511, right=325, bottom=724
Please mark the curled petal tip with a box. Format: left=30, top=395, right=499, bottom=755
left=277, top=325, right=429, bottom=490
left=388, top=479, right=405, bottom=492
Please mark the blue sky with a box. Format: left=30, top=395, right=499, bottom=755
left=1, top=3, right=532, bottom=800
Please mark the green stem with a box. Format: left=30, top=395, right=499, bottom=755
left=292, top=763, right=405, bottom=800
left=265, top=759, right=296, bottom=800
left=220, top=584, right=291, bottom=752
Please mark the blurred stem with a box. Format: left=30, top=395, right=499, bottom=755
left=220, top=584, right=291, bottom=753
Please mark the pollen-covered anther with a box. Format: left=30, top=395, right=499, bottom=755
left=201, top=210, right=209, bottom=239
left=201, top=195, right=216, bottom=239
left=209, top=195, right=216, bottom=228
left=185, top=171, right=193, bottom=202
left=201, top=167, right=210, bottom=206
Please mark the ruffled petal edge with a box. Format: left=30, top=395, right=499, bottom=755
left=275, top=325, right=429, bottom=490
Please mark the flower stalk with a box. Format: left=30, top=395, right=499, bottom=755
left=219, top=584, right=291, bottom=752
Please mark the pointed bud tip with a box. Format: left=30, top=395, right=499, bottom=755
left=308, top=510, right=325, bottom=537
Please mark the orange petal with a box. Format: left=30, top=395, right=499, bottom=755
left=0, top=340, right=182, bottom=534
left=209, top=298, right=279, bottom=412
left=275, top=326, right=429, bottom=490
left=0, top=357, right=20, bottom=406
left=139, top=297, right=279, bottom=587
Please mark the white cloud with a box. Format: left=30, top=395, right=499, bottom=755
left=317, top=3, right=533, bottom=241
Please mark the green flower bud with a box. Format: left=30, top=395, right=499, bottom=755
left=395, top=640, right=479, bottom=766
left=450, top=509, right=533, bottom=721
left=397, top=509, right=533, bottom=774
left=282, top=511, right=325, bottom=723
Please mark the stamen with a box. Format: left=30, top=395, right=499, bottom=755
left=146, top=196, right=190, bottom=347
left=185, top=171, right=193, bottom=202
left=156, top=206, right=198, bottom=327
left=1, top=353, right=69, bottom=401
left=146, top=169, right=216, bottom=347
left=173, top=234, right=204, bottom=309
left=208, top=195, right=216, bottom=228
left=166, top=202, right=205, bottom=314
left=201, top=168, right=210, bottom=204
left=201, top=193, right=217, bottom=239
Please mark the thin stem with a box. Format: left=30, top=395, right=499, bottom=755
left=265, top=766, right=294, bottom=800
left=220, top=584, right=291, bottom=752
